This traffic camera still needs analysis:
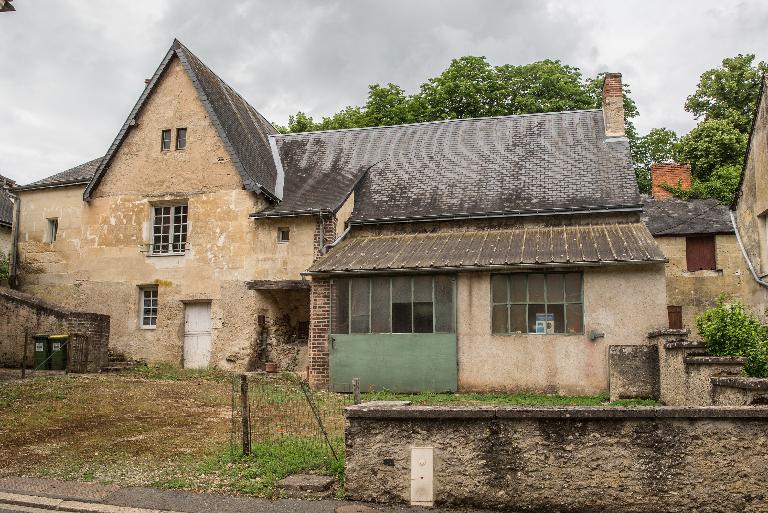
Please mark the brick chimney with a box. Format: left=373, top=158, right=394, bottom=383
left=651, top=163, right=692, bottom=198
left=602, top=73, right=625, bottom=137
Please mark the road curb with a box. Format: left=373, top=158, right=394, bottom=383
left=0, top=491, right=183, bottom=513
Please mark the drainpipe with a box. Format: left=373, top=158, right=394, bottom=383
left=730, top=210, right=768, bottom=288
left=9, top=191, right=20, bottom=288
left=321, top=224, right=351, bottom=255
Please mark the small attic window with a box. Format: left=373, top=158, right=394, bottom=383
left=161, top=129, right=171, bottom=151
left=277, top=227, right=290, bottom=243
left=176, top=128, right=187, bottom=150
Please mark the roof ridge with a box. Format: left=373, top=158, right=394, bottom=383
left=271, top=108, right=604, bottom=139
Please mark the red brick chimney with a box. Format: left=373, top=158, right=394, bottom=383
left=651, top=163, right=692, bottom=198
left=602, top=73, right=625, bottom=137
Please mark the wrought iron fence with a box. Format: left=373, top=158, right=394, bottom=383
left=230, top=373, right=355, bottom=460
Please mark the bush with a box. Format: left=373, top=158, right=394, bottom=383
left=0, top=253, right=8, bottom=283
left=696, top=295, right=768, bottom=377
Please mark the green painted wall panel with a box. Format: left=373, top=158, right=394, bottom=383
left=329, top=333, right=457, bottom=393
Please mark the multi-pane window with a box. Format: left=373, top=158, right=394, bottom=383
left=151, top=204, right=188, bottom=255
left=491, top=273, right=583, bottom=335
left=277, top=227, right=290, bottom=243
left=140, top=287, right=158, bottom=328
left=161, top=129, right=171, bottom=151
left=332, top=275, right=455, bottom=334
left=176, top=128, right=187, bottom=150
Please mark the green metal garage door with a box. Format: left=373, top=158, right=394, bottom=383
left=329, top=333, right=457, bottom=393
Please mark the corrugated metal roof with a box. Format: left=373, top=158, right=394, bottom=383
left=308, top=222, right=665, bottom=273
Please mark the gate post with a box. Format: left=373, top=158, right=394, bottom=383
left=240, top=374, right=251, bottom=456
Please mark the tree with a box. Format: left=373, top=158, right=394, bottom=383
left=674, top=118, right=748, bottom=181
left=685, top=54, right=768, bottom=133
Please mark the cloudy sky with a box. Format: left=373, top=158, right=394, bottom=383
left=1, top=0, right=767, bottom=184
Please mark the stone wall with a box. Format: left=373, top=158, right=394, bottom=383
left=608, top=344, right=659, bottom=401
left=0, top=287, right=109, bottom=370
left=345, top=403, right=768, bottom=512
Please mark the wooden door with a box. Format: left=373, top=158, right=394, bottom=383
left=184, top=302, right=211, bottom=369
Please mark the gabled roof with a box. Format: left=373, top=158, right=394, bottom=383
left=83, top=39, right=278, bottom=201
left=263, top=109, right=640, bottom=222
left=15, top=158, right=102, bottom=192
left=642, top=196, right=734, bottom=236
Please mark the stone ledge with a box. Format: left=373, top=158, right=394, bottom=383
left=664, top=340, right=706, bottom=350
left=345, top=404, right=768, bottom=419
left=684, top=355, right=747, bottom=365
left=712, top=376, right=768, bottom=390
left=648, top=328, right=690, bottom=339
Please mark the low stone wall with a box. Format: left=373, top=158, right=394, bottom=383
left=712, top=377, right=768, bottom=406
left=345, top=403, right=768, bottom=512
left=0, top=287, right=110, bottom=370
left=608, top=344, right=659, bottom=400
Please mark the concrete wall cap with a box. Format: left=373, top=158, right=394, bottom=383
left=647, top=328, right=690, bottom=338
left=684, top=355, right=747, bottom=365
left=711, top=376, right=768, bottom=391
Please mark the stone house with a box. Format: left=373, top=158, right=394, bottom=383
left=303, top=74, right=668, bottom=395
left=731, top=73, right=768, bottom=320
left=11, top=42, right=668, bottom=394
left=0, top=175, right=15, bottom=259
left=11, top=40, right=352, bottom=372
left=642, top=163, right=746, bottom=332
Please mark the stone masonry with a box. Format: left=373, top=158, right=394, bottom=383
left=308, top=279, right=331, bottom=388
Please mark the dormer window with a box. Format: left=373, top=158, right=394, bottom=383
left=176, top=128, right=187, bottom=150
left=161, top=129, right=171, bottom=151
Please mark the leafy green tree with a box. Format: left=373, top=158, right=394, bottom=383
left=363, top=83, right=415, bottom=126
left=685, top=54, right=768, bottom=133
left=660, top=164, right=742, bottom=205
left=674, top=118, right=748, bottom=181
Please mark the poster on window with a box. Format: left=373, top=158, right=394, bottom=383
left=535, top=313, right=555, bottom=334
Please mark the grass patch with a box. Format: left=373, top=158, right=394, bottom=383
left=362, top=390, right=658, bottom=407
left=127, top=363, right=231, bottom=382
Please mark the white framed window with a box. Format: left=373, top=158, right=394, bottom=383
left=46, top=218, right=58, bottom=243
left=161, top=129, right=171, bottom=151
left=176, top=128, right=187, bottom=150
left=140, top=287, right=158, bottom=328
left=277, top=227, right=290, bottom=243
left=151, top=204, right=188, bottom=255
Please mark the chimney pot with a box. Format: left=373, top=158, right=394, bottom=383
left=651, top=163, right=692, bottom=198
left=602, top=73, right=625, bottom=138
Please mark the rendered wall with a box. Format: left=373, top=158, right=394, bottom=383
left=457, top=265, right=667, bottom=395
left=655, top=234, right=750, bottom=332
left=15, top=56, right=318, bottom=370
left=345, top=404, right=768, bottom=513
left=0, top=225, right=10, bottom=259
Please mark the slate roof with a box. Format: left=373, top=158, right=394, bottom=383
left=83, top=39, right=278, bottom=201
left=263, top=109, right=640, bottom=221
left=307, top=222, right=665, bottom=273
left=15, top=158, right=102, bottom=192
left=642, top=196, right=734, bottom=236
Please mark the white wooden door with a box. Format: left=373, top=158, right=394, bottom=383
left=184, top=302, right=211, bottom=369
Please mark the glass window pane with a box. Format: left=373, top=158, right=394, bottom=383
left=434, top=275, right=454, bottom=333
left=413, top=302, right=433, bottom=333
left=333, top=279, right=349, bottom=334
left=546, top=274, right=564, bottom=303
left=350, top=278, right=370, bottom=333
left=491, top=275, right=507, bottom=303
left=510, top=304, right=526, bottom=333
left=549, top=304, right=565, bottom=333
left=565, top=273, right=582, bottom=302
left=509, top=274, right=526, bottom=303
left=412, top=276, right=432, bottom=302
left=492, top=304, right=508, bottom=334
left=391, top=276, right=412, bottom=333
left=528, top=303, right=547, bottom=334
left=370, top=277, right=391, bottom=333
left=528, top=274, right=545, bottom=302
left=566, top=303, right=584, bottom=334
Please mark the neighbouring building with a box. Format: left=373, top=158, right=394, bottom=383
left=303, top=74, right=668, bottom=395
left=643, top=163, right=746, bottom=332
left=0, top=175, right=15, bottom=259
left=732, top=73, right=768, bottom=321
left=11, top=42, right=668, bottom=394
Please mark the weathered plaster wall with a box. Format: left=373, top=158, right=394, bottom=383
left=15, top=55, right=316, bottom=370
left=457, top=265, right=667, bottom=395
left=0, top=225, right=11, bottom=259
left=735, top=75, right=768, bottom=321
left=655, top=234, right=750, bottom=331
left=345, top=405, right=768, bottom=512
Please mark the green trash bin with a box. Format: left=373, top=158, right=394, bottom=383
left=49, top=335, right=69, bottom=371
left=33, top=335, right=50, bottom=370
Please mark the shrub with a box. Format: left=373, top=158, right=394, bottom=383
left=696, top=295, right=768, bottom=377
left=0, top=253, right=8, bottom=283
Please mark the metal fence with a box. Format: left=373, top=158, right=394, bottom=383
left=230, top=374, right=355, bottom=460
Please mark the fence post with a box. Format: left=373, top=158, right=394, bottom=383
left=21, top=329, right=28, bottom=379
left=352, top=377, right=361, bottom=404
left=240, top=374, right=251, bottom=456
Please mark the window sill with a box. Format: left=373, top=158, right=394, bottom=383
left=140, top=325, right=157, bottom=330
left=147, top=252, right=186, bottom=257
left=682, top=269, right=723, bottom=277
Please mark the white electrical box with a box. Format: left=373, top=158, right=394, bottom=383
left=410, top=446, right=434, bottom=506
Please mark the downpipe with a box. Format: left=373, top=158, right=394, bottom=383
left=730, top=210, right=768, bottom=288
